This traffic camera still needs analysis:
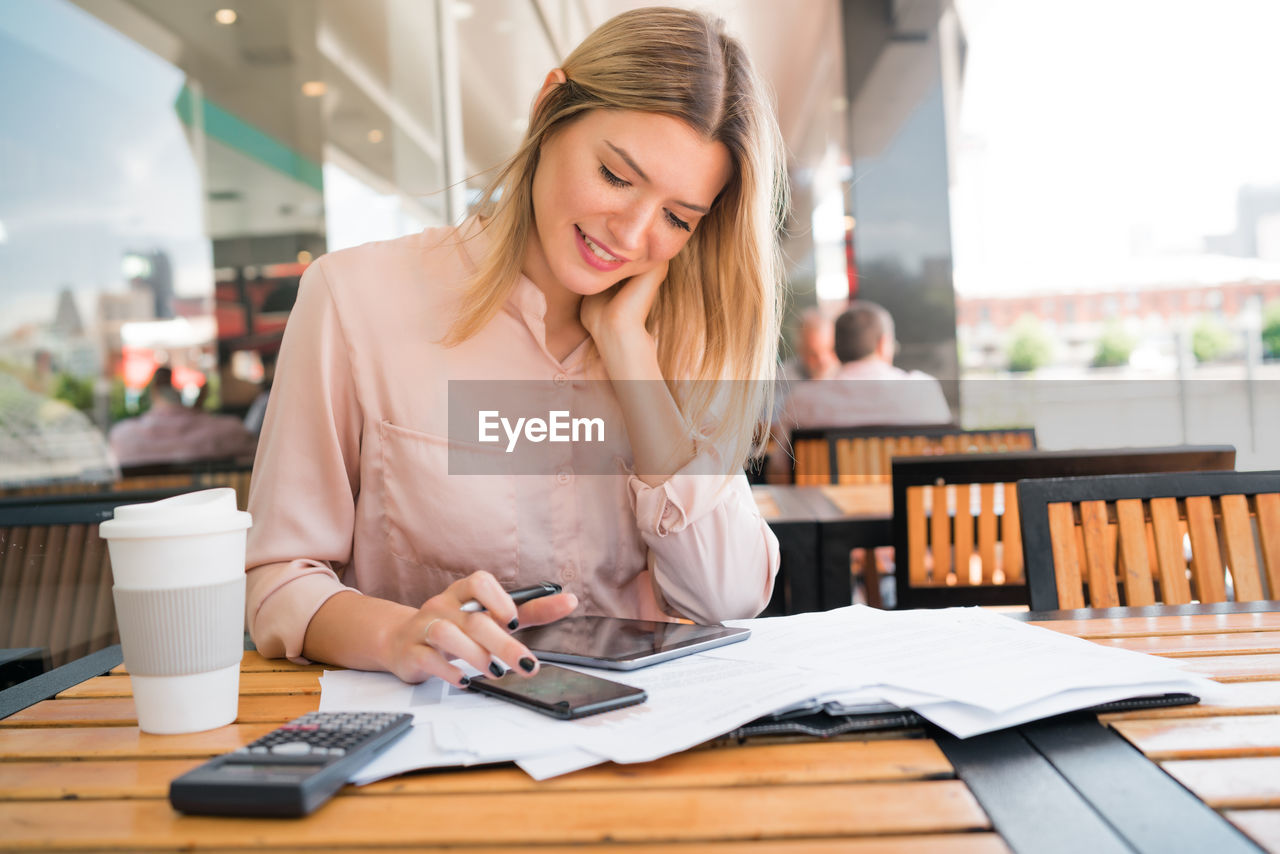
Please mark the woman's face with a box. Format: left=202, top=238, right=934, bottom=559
left=525, top=109, right=733, bottom=300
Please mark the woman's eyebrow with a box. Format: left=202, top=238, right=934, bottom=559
left=605, top=140, right=710, bottom=214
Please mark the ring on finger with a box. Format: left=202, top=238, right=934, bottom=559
left=423, top=618, right=443, bottom=646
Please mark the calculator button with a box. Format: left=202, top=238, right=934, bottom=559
left=270, top=742, right=313, bottom=756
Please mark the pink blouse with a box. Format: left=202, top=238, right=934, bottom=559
left=244, top=224, right=779, bottom=660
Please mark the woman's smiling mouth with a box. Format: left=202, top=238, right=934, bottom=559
left=575, top=225, right=627, bottom=270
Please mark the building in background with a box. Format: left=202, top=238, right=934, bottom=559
left=3, top=0, right=1278, bottom=486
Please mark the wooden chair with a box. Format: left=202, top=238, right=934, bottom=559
left=892, top=446, right=1237, bottom=609
left=791, top=425, right=1036, bottom=486
left=0, top=488, right=192, bottom=671
left=1018, top=470, right=1280, bottom=611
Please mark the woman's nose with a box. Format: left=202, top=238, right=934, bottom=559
left=606, top=204, right=655, bottom=256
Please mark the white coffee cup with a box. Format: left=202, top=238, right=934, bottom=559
left=100, top=488, right=252, bottom=734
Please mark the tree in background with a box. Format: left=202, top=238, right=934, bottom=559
left=1191, top=315, right=1237, bottom=364
left=1007, top=315, right=1052, bottom=373
left=1263, top=300, right=1280, bottom=360
left=1091, top=321, right=1136, bottom=368
left=50, top=373, right=93, bottom=413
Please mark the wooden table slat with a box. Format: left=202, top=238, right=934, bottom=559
left=0, top=837, right=1013, bottom=854
left=0, top=724, right=277, bottom=760
left=1029, top=612, right=1280, bottom=638
left=1094, top=631, right=1280, bottom=657
left=0, top=782, right=991, bottom=849
left=108, top=651, right=329, bottom=675
left=1222, top=809, right=1280, bottom=853
left=1176, top=654, right=1280, bottom=682
left=1110, top=714, right=1280, bottom=760
left=0, top=693, right=320, bottom=728
left=0, top=739, right=954, bottom=801
left=57, top=670, right=321, bottom=699
left=1161, top=757, right=1280, bottom=808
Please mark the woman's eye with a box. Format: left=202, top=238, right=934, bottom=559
left=599, top=164, right=628, bottom=187
left=666, top=211, right=691, bottom=233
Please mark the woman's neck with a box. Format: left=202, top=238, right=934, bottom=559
left=522, top=237, right=589, bottom=362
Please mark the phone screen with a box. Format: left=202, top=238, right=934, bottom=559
left=468, top=663, right=647, bottom=719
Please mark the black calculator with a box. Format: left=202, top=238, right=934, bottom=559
left=169, top=711, right=413, bottom=817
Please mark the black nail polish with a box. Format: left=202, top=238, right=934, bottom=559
left=459, top=675, right=471, bottom=687
left=519, top=657, right=536, bottom=673
left=508, top=617, right=519, bottom=631
left=490, top=662, right=505, bottom=677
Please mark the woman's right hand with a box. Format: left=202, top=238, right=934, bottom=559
left=380, top=571, right=578, bottom=685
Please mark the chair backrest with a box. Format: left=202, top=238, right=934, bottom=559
left=790, top=424, right=1036, bottom=486
left=892, top=445, right=1237, bottom=609
left=1018, top=470, right=1280, bottom=611
left=0, top=488, right=192, bottom=670
left=4, top=461, right=253, bottom=511
left=118, top=460, right=253, bottom=510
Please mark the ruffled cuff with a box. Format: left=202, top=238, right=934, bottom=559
left=624, top=443, right=732, bottom=537
left=245, top=560, right=360, bottom=664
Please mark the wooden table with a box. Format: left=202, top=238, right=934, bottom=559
left=754, top=483, right=893, bottom=613
left=1, top=607, right=1277, bottom=852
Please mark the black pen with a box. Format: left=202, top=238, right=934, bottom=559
left=460, top=581, right=562, bottom=613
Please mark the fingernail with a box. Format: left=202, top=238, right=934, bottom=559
left=508, top=617, right=519, bottom=631
left=519, top=657, right=536, bottom=673
left=459, top=675, right=471, bottom=687
left=490, top=662, right=505, bottom=677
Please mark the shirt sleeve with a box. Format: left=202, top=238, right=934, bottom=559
left=625, top=442, right=779, bottom=624
left=244, top=259, right=365, bottom=661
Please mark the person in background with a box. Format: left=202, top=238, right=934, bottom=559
left=245, top=7, right=786, bottom=688
left=777, top=300, right=950, bottom=432
left=780, top=309, right=838, bottom=383
left=108, top=367, right=257, bottom=467
left=768, top=301, right=951, bottom=480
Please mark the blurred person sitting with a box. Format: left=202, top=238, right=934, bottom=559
left=109, top=367, right=257, bottom=468
left=771, top=301, right=950, bottom=476
left=780, top=309, right=838, bottom=383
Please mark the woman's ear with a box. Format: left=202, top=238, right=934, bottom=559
left=532, top=68, right=568, bottom=115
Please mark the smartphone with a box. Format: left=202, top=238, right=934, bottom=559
left=467, top=662, right=647, bottom=720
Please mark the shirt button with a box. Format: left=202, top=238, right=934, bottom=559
left=556, top=469, right=572, bottom=484
left=553, top=373, right=569, bottom=387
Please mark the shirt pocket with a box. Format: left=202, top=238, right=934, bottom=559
left=377, top=420, right=519, bottom=580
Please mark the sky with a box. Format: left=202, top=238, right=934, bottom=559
left=950, top=0, right=1280, bottom=295
left=0, top=0, right=210, bottom=338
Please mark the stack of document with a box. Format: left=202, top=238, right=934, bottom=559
left=317, top=605, right=1223, bottom=782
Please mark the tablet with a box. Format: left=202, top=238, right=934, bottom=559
left=514, top=616, right=750, bottom=670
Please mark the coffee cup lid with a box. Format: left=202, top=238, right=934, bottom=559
left=100, top=488, right=252, bottom=539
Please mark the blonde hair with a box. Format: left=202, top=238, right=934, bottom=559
left=448, top=7, right=787, bottom=469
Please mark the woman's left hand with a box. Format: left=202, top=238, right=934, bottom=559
left=580, top=260, right=668, bottom=347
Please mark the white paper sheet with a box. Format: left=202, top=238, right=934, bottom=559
left=321, top=606, right=1218, bottom=782
left=516, top=748, right=606, bottom=780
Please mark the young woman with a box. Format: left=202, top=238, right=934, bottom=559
left=245, top=7, right=787, bottom=686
